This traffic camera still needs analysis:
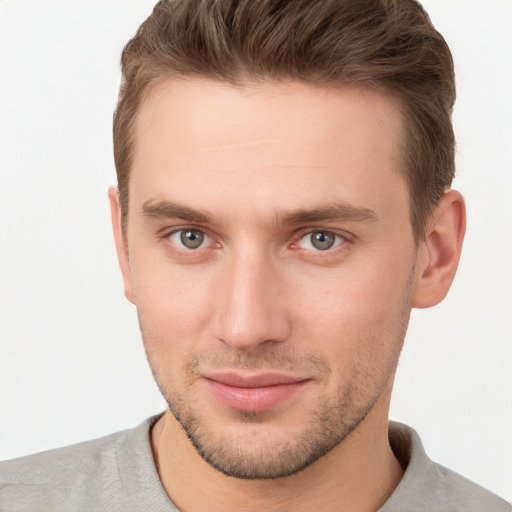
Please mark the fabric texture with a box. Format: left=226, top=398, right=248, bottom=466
left=0, top=416, right=509, bottom=511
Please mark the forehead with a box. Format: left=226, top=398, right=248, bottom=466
left=134, top=79, right=403, bottom=159
left=130, top=79, right=407, bottom=225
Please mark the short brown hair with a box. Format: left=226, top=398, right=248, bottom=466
left=113, top=0, right=456, bottom=241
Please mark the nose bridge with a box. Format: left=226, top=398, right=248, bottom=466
left=214, top=242, right=290, bottom=351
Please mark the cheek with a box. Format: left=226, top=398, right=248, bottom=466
left=291, top=260, right=413, bottom=355
left=131, top=260, right=216, bottom=351
left=292, top=270, right=411, bottom=403
left=133, top=271, right=217, bottom=392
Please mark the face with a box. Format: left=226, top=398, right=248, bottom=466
left=118, top=80, right=419, bottom=479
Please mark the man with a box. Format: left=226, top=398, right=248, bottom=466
left=0, top=0, right=510, bottom=510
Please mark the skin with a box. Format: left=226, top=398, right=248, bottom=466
left=109, top=79, right=465, bottom=511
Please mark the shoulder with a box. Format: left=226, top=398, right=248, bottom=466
left=382, top=422, right=511, bottom=512
left=429, top=462, right=511, bottom=512
left=0, top=417, right=157, bottom=512
left=0, top=430, right=120, bottom=484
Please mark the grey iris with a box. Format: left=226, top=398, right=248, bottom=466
left=180, top=230, right=204, bottom=249
left=311, top=231, right=336, bottom=250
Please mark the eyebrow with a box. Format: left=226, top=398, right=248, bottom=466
left=142, top=199, right=212, bottom=223
left=142, top=199, right=377, bottom=225
left=277, top=202, right=378, bottom=225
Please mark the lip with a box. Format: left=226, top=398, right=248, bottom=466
left=203, top=372, right=310, bottom=413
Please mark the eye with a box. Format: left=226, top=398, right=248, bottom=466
left=169, top=229, right=210, bottom=250
left=297, top=230, right=345, bottom=251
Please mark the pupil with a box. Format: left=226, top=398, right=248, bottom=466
left=181, top=230, right=204, bottom=249
left=311, top=231, right=335, bottom=250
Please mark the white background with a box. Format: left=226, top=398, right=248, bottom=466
left=0, top=0, right=511, bottom=503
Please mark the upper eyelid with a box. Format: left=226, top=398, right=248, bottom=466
left=159, top=226, right=353, bottom=247
left=161, top=225, right=210, bottom=238
left=164, top=228, right=215, bottom=254
left=294, top=227, right=352, bottom=242
left=296, top=230, right=345, bottom=246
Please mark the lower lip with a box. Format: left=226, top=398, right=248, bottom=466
left=205, top=379, right=308, bottom=413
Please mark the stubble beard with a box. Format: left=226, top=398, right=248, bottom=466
left=141, top=270, right=414, bottom=480
left=144, top=332, right=408, bottom=480
left=163, top=369, right=385, bottom=480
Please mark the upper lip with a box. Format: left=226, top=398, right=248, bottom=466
left=203, top=371, right=309, bottom=388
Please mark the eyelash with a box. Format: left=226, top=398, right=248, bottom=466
left=289, top=229, right=353, bottom=261
left=160, top=227, right=218, bottom=258
left=294, top=230, right=345, bottom=251
left=160, top=227, right=352, bottom=257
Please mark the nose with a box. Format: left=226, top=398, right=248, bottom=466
left=213, top=247, right=292, bottom=352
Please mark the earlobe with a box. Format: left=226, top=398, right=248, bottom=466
left=108, top=186, right=135, bottom=304
left=412, top=190, right=466, bottom=309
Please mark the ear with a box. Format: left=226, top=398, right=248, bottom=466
left=108, top=186, right=134, bottom=304
left=412, top=189, right=466, bottom=309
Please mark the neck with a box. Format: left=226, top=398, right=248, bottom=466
left=151, top=387, right=403, bottom=512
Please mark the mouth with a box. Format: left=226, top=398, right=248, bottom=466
left=202, top=372, right=311, bottom=413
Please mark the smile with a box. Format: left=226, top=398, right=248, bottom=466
left=203, top=372, right=311, bottom=413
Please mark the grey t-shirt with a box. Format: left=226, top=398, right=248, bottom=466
left=0, top=416, right=509, bottom=511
